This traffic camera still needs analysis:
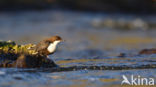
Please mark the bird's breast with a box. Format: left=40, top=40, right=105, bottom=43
left=47, top=43, right=56, bottom=53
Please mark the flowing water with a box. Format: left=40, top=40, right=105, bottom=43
left=0, top=10, right=156, bottom=86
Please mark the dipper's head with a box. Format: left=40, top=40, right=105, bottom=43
left=47, top=36, right=62, bottom=43
left=35, top=36, right=63, bottom=55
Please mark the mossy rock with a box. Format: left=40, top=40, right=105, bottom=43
left=0, top=40, right=36, bottom=55
left=0, top=40, right=57, bottom=68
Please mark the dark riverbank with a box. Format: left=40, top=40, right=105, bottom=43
left=0, top=0, right=155, bottom=13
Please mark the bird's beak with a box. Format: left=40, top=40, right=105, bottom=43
left=60, top=40, right=65, bottom=45
left=61, top=39, right=66, bottom=42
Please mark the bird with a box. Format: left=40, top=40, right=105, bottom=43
left=35, top=36, right=62, bottom=56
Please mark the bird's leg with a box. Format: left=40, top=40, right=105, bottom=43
left=47, top=55, right=50, bottom=59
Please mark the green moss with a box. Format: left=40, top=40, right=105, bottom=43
left=0, top=40, right=36, bottom=55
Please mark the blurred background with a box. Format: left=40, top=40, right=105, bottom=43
left=0, top=1, right=156, bottom=86
left=0, top=0, right=155, bottom=58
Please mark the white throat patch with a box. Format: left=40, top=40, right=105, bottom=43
left=47, top=41, right=60, bottom=53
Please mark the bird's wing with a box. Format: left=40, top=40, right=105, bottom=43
left=35, top=40, right=50, bottom=51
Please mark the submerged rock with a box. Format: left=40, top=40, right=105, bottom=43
left=139, top=49, right=156, bottom=55
left=0, top=40, right=57, bottom=68
left=118, top=48, right=156, bottom=58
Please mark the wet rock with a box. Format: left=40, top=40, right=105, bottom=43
left=139, top=48, right=156, bottom=55
left=13, top=54, right=57, bottom=68
left=0, top=52, right=57, bottom=68
left=118, top=53, right=126, bottom=57
left=118, top=48, right=156, bottom=57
